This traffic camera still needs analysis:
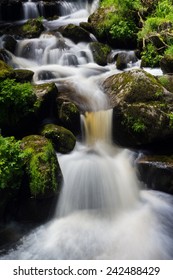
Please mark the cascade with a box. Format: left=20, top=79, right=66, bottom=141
left=23, top=0, right=39, bottom=20
left=0, top=0, right=173, bottom=260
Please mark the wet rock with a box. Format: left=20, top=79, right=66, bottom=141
left=21, top=135, right=62, bottom=197
left=115, top=51, right=138, bottom=70
left=40, top=123, right=76, bottom=154
left=0, top=35, right=17, bottom=54
left=14, top=69, right=34, bottom=83
left=160, top=54, right=173, bottom=74
left=57, top=98, right=81, bottom=135
left=103, top=68, right=173, bottom=147
left=89, top=42, right=111, bottom=66
left=59, top=24, right=92, bottom=44
left=137, top=154, right=173, bottom=195
left=34, top=82, right=59, bottom=124
left=0, top=59, right=14, bottom=80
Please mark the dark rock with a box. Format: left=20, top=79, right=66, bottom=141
left=40, top=123, right=76, bottom=154
left=89, top=42, right=111, bottom=66
left=160, top=55, right=173, bottom=74
left=115, top=51, right=138, bottom=70
left=59, top=24, right=92, bottom=44
left=137, top=154, right=173, bottom=195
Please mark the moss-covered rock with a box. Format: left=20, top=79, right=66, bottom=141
left=89, top=42, right=111, bottom=66
left=59, top=24, right=92, bottom=44
left=103, top=69, right=173, bottom=146
left=104, top=69, right=165, bottom=105
left=14, top=69, right=34, bottom=83
left=34, top=82, right=59, bottom=123
left=57, top=98, right=81, bottom=135
left=20, top=18, right=45, bottom=39
left=40, top=124, right=76, bottom=154
left=21, top=135, right=62, bottom=197
left=158, top=74, right=173, bottom=92
left=160, top=54, right=173, bottom=74
left=0, top=59, right=14, bottom=80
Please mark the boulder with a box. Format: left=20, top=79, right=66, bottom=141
left=103, top=69, right=173, bottom=147
left=57, top=98, right=81, bottom=135
left=34, top=82, right=59, bottom=124
left=160, top=54, right=173, bottom=74
left=40, top=123, right=76, bottom=154
left=89, top=42, right=111, bottom=66
left=137, top=154, right=173, bottom=195
left=21, top=135, right=62, bottom=197
left=115, top=51, right=138, bottom=70
left=0, top=59, right=14, bottom=80
left=59, top=24, right=92, bottom=44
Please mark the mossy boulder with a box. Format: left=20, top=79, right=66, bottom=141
left=103, top=69, right=173, bottom=147
left=57, top=98, right=81, bottom=135
left=34, top=82, right=59, bottom=124
left=59, top=24, right=92, bottom=44
left=20, top=18, right=45, bottom=39
left=0, top=59, right=14, bottom=80
left=21, top=135, right=62, bottom=197
left=40, top=124, right=76, bottom=154
left=158, top=74, right=173, bottom=92
left=14, top=69, right=34, bottom=83
left=160, top=54, right=173, bottom=74
left=89, top=42, right=111, bottom=66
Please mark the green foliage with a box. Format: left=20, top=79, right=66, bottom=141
left=0, top=78, right=36, bottom=127
left=123, top=115, right=146, bottom=133
left=155, top=0, right=173, bottom=17
left=141, top=43, right=163, bottom=67
left=0, top=136, right=24, bottom=190
left=165, top=45, right=173, bottom=55
left=100, top=0, right=142, bottom=12
left=110, top=20, right=137, bottom=41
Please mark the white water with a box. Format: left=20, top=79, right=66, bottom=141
left=23, top=0, right=39, bottom=20
left=1, top=0, right=173, bottom=260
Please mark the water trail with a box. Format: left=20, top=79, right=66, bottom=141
left=23, top=0, right=39, bottom=20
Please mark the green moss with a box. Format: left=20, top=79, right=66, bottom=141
left=0, top=60, right=14, bottom=80
left=21, top=135, right=60, bottom=196
left=41, top=124, right=76, bottom=154
left=21, top=17, right=44, bottom=38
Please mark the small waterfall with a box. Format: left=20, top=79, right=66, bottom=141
left=23, top=0, right=39, bottom=20
left=57, top=110, right=140, bottom=217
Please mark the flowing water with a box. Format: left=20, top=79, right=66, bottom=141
left=0, top=0, right=173, bottom=259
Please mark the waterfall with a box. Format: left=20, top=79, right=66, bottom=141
left=1, top=0, right=173, bottom=260
left=23, top=0, right=39, bottom=20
